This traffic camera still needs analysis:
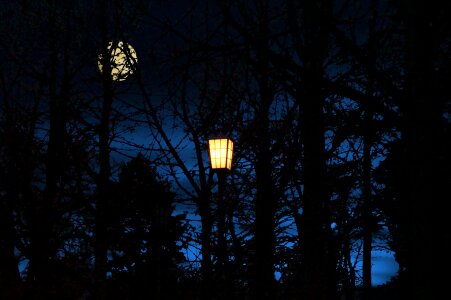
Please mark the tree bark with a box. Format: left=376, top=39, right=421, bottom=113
left=251, top=71, right=277, bottom=300
left=402, top=1, right=450, bottom=299
left=94, top=1, right=114, bottom=297
left=27, top=3, right=68, bottom=296
left=362, top=108, right=373, bottom=300
left=295, top=1, right=336, bottom=299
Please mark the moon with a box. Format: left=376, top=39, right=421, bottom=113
left=98, top=40, right=138, bottom=82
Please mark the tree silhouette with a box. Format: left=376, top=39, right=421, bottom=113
left=105, top=154, right=186, bottom=300
left=0, top=0, right=449, bottom=299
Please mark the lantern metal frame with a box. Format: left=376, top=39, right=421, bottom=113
left=208, top=137, right=234, bottom=171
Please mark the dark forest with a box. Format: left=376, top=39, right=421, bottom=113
left=0, top=0, right=450, bottom=299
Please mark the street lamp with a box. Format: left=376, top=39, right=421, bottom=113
left=208, top=136, right=234, bottom=297
left=208, top=137, right=234, bottom=171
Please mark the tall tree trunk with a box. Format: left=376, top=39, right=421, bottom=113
left=296, top=1, right=336, bottom=299
left=244, top=4, right=278, bottom=299
left=362, top=108, right=373, bottom=300
left=298, top=83, right=331, bottom=300
left=251, top=71, right=277, bottom=300
left=95, top=51, right=113, bottom=300
left=94, top=1, right=113, bottom=298
left=0, top=107, right=24, bottom=298
left=27, top=3, right=68, bottom=296
left=253, top=107, right=276, bottom=300
left=402, top=0, right=449, bottom=298
left=0, top=205, right=20, bottom=295
left=362, top=2, right=377, bottom=298
left=94, top=85, right=112, bottom=300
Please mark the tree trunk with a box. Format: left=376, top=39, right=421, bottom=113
left=296, top=1, right=336, bottom=299
left=251, top=75, right=277, bottom=300
left=94, top=2, right=114, bottom=297
left=94, top=55, right=113, bottom=300
left=402, top=1, right=449, bottom=299
left=362, top=2, right=377, bottom=297
left=0, top=194, right=21, bottom=298
left=237, top=4, right=278, bottom=299
left=362, top=108, right=373, bottom=300
left=27, top=3, right=68, bottom=296
left=0, top=113, right=27, bottom=298
left=298, top=85, right=331, bottom=300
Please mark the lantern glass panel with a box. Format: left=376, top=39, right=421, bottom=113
left=208, top=138, right=233, bottom=170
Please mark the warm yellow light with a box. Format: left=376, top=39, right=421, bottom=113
left=208, top=138, right=234, bottom=170
left=98, top=40, right=138, bottom=82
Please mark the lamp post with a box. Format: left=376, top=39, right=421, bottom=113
left=208, top=137, right=234, bottom=299
left=208, top=137, right=234, bottom=248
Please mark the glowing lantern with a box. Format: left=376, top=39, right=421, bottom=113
left=98, top=40, right=138, bottom=81
left=208, top=138, right=234, bottom=171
